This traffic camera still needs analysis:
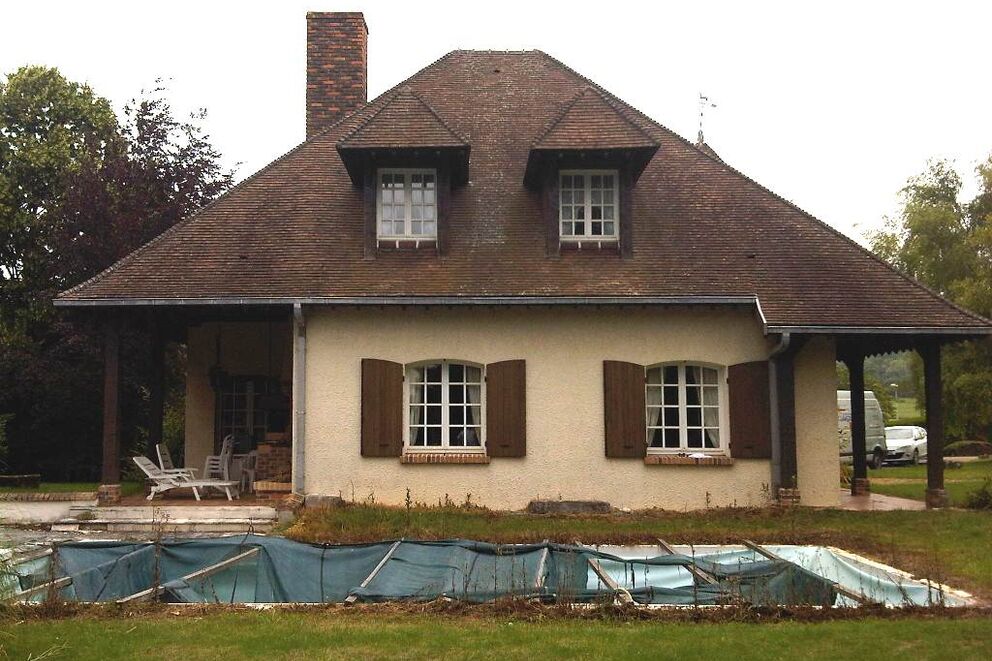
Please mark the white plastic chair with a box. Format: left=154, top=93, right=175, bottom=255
left=156, top=444, right=197, bottom=481
left=133, top=456, right=238, bottom=501
left=203, top=435, right=235, bottom=481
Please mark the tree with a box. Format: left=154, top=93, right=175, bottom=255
left=0, top=67, right=233, bottom=479
left=869, top=156, right=992, bottom=441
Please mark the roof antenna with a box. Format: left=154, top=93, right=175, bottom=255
left=697, top=93, right=717, bottom=144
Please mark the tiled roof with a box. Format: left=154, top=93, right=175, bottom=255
left=57, top=50, right=991, bottom=331
left=532, top=86, right=657, bottom=150
left=337, top=86, right=467, bottom=149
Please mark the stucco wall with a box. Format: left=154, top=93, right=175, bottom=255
left=184, top=321, right=292, bottom=470
left=794, top=336, right=840, bottom=507
left=291, top=306, right=839, bottom=510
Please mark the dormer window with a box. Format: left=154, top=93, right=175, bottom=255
left=560, top=170, right=618, bottom=241
left=377, top=168, right=437, bottom=241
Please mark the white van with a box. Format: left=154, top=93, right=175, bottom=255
left=837, top=390, right=887, bottom=469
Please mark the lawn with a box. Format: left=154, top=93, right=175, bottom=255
left=0, top=482, right=143, bottom=496
left=892, top=397, right=922, bottom=421
left=869, top=459, right=992, bottom=507
left=282, top=504, right=992, bottom=599
left=2, top=611, right=990, bottom=660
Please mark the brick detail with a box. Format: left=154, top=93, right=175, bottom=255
left=777, top=487, right=801, bottom=506
left=400, top=452, right=491, bottom=465
left=97, top=484, right=122, bottom=505
left=850, top=477, right=871, bottom=496
left=307, top=12, right=368, bottom=139
left=256, top=441, right=292, bottom=483
left=643, top=455, right=734, bottom=466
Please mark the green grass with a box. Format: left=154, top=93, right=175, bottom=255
left=869, top=459, right=992, bottom=507
left=1, top=612, right=990, bottom=660
left=283, top=505, right=992, bottom=597
left=892, top=397, right=922, bottom=420
left=0, top=481, right=143, bottom=496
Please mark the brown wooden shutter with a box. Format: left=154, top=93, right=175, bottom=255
left=603, top=361, right=646, bottom=458
left=486, top=360, right=526, bottom=457
left=728, top=360, right=772, bottom=459
left=361, top=358, right=403, bottom=457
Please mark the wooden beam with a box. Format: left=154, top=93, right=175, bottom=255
left=774, top=347, right=799, bottom=490
left=587, top=557, right=634, bottom=604
left=116, top=546, right=260, bottom=604
left=742, top=540, right=873, bottom=605
left=846, top=351, right=869, bottom=485
left=657, top=538, right=718, bottom=585
left=147, top=322, right=165, bottom=462
left=920, top=341, right=947, bottom=508
left=345, top=539, right=402, bottom=604
left=101, top=319, right=121, bottom=483
left=6, top=576, right=72, bottom=602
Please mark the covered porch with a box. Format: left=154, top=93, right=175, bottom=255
left=93, top=303, right=305, bottom=501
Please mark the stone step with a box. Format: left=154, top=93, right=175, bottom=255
left=67, top=505, right=277, bottom=521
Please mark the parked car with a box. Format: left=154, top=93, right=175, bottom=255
left=884, top=426, right=928, bottom=464
left=837, top=390, right=887, bottom=469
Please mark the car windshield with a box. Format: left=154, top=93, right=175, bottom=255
left=886, top=428, right=914, bottom=440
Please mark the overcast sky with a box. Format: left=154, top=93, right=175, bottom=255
left=3, top=0, right=990, bottom=242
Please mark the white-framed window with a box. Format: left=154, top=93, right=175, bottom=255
left=646, top=363, right=726, bottom=453
left=559, top=169, right=618, bottom=241
left=377, top=168, right=437, bottom=240
left=406, top=360, right=484, bottom=451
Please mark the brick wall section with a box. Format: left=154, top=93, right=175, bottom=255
left=306, top=11, right=368, bottom=139
left=256, top=442, right=292, bottom=482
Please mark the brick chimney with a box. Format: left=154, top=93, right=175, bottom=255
left=306, top=12, right=368, bottom=139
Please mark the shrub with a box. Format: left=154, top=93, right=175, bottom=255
left=964, top=478, right=992, bottom=510
left=944, top=440, right=992, bottom=457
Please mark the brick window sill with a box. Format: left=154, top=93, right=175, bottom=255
left=401, top=453, right=490, bottom=465
left=644, top=455, right=734, bottom=466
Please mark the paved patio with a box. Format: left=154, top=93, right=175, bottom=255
left=837, top=490, right=928, bottom=511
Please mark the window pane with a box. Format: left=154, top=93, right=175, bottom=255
left=649, top=428, right=665, bottom=448
left=426, top=427, right=441, bottom=446
left=449, top=428, right=464, bottom=447
left=705, top=429, right=720, bottom=448
left=425, top=364, right=442, bottom=382
left=466, top=406, right=480, bottom=425
left=687, top=408, right=701, bottom=427
left=664, top=428, right=680, bottom=448
left=464, top=428, right=481, bottom=446
left=426, top=406, right=441, bottom=424
left=686, top=387, right=701, bottom=406
left=663, top=407, right=679, bottom=426
left=646, top=386, right=662, bottom=407
left=703, top=368, right=718, bottom=384
left=663, top=366, right=679, bottom=384
left=449, top=385, right=464, bottom=404
left=703, top=407, right=719, bottom=427
left=703, top=387, right=718, bottom=406
left=686, top=366, right=701, bottom=384
left=687, top=429, right=703, bottom=448
left=449, top=363, right=464, bottom=382
left=411, top=427, right=425, bottom=446
left=450, top=406, right=464, bottom=425
left=646, top=368, right=662, bottom=385
left=663, top=386, right=678, bottom=405
left=465, top=366, right=482, bottom=383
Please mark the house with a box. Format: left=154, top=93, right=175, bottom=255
left=56, top=12, right=991, bottom=510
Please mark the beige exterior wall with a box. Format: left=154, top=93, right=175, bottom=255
left=794, top=336, right=840, bottom=507
left=287, top=306, right=840, bottom=510
left=184, top=321, right=292, bottom=471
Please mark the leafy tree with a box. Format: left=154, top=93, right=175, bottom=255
left=0, top=67, right=232, bottom=479
left=869, top=156, right=992, bottom=441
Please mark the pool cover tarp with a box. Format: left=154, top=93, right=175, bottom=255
left=10, top=536, right=955, bottom=607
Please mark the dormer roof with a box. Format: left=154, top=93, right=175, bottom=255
left=531, top=86, right=658, bottom=151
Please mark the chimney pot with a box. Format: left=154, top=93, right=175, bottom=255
left=306, top=12, right=368, bottom=139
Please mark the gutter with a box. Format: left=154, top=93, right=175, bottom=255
left=292, top=303, right=307, bottom=495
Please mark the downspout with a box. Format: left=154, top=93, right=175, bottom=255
left=292, top=303, right=307, bottom=494
left=767, top=332, right=791, bottom=493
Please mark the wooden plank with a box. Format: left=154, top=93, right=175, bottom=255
left=742, top=539, right=873, bottom=605
left=7, top=576, right=72, bottom=602
left=656, top=538, right=718, bottom=585
left=345, top=539, right=402, bottom=604
left=360, top=359, right=404, bottom=457
left=116, top=547, right=260, bottom=604
left=728, top=360, right=772, bottom=459
left=587, top=557, right=633, bottom=604
left=486, top=360, right=527, bottom=457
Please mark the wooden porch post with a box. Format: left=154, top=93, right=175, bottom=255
left=845, top=351, right=870, bottom=495
left=774, top=348, right=800, bottom=502
left=101, top=319, right=121, bottom=484
left=147, top=324, right=165, bottom=461
left=920, top=340, right=947, bottom=508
